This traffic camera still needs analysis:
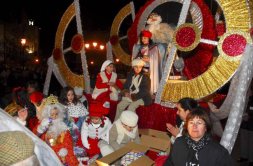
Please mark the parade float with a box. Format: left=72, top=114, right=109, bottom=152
left=43, top=0, right=253, bottom=154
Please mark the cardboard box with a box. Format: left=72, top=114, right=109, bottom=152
left=95, top=129, right=170, bottom=166
left=139, top=129, right=171, bottom=153
left=95, top=142, right=154, bottom=166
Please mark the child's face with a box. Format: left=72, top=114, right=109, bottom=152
left=91, top=116, right=101, bottom=124
left=133, top=66, right=143, bottom=74
left=105, top=64, right=114, bottom=74
left=50, top=108, right=59, bottom=120
left=122, top=123, right=135, bottom=132
left=67, top=90, right=75, bottom=103
left=141, top=36, right=149, bottom=45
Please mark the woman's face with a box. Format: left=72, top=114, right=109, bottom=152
left=176, top=103, right=189, bottom=121
left=141, top=36, right=149, bottom=45
left=187, top=117, right=207, bottom=141
left=67, top=90, right=74, bottom=103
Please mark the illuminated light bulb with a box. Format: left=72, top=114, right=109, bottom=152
left=92, top=42, right=98, bottom=47
left=85, top=43, right=90, bottom=49
left=100, top=45, right=105, bottom=50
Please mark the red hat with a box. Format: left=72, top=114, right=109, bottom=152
left=29, top=92, right=44, bottom=103
left=89, top=101, right=109, bottom=117
left=141, top=30, right=152, bottom=38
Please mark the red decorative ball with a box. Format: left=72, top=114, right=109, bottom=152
left=52, top=48, right=62, bottom=60
left=176, top=27, right=196, bottom=47
left=222, top=34, right=247, bottom=56
left=71, top=34, right=84, bottom=53
left=110, top=35, right=119, bottom=46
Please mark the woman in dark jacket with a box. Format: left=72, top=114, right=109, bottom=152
left=164, top=107, right=234, bottom=166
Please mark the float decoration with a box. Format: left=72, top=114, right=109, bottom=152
left=173, top=23, right=201, bottom=52
left=71, top=34, right=84, bottom=54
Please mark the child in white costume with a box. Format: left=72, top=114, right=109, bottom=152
left=81, top=101, right=113, bottom=157
left=109, top=110, right=140, bottom=151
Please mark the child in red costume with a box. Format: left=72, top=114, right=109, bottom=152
left=81, top=101, right=113, bottom=158
left=92, top=60, right=123, bottom=103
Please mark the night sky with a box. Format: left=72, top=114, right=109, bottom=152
left=0, top=0, right=146, bottom=56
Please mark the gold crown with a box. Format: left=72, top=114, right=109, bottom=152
left=44, top=94, right=59, bottom=105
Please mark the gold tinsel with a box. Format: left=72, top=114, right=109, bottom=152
left=110, top=3, right=132, bottom=66
left=54, top=3, right=85, bottom=88
left=161, top=0, right=251, bottom=102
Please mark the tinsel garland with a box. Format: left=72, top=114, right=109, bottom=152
left=106, top=42, right=114, bottom=61
left=220, top=44, right=253, bottom=153
left=43, top=57, right=67, bottom=95
left=74, top=0, right=91, bottom=93
left=183, top=0, right=216, bottom=80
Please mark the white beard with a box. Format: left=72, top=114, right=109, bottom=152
left=147, top=15, right=162, bottom=25
left=47, top=119, right=67, bottom=139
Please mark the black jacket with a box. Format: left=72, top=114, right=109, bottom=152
left=164, top=136, right=234, bottom=166
left=123, top=71, right=152, bottom=106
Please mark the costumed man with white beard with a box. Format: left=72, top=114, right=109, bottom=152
left=145, top=12, right=175, bottom=46
left=132, top=30, right=166, bottom=95
left=145, top=13, right=185, bottom=78
left=81, top=101, right=113, bottom=158
left=36, top=95, right=79, bottom=166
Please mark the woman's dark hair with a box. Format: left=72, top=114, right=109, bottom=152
left=59, top=86, right=78, bottom=105
left=185, top=106, right=212, bottom=135
left=178, top=97, right=198, bottom=112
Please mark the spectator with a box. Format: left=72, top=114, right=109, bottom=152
left=164, top=107, right=234, bottom=166
left=166, top=97, right=198, bottom=144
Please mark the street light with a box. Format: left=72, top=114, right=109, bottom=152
left=20, top=38, right=26, bottom=70
left=21, top=38, right=26, bottom=46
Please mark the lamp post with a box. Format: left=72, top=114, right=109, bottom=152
left=20, top=38, right=26, bottom=70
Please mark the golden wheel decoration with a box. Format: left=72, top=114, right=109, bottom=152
left=161, top=0, right=252, bottom=102
left=110, top=3, right=133, bottom=65
left=53, top=3, right=85, bottom=88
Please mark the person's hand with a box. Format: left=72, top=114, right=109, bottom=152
left=166, top=123, right=180, bottom=137
left=83, top=140, right=90, bottom=149
left=107, top=82, right=115, bottom=86
left=41, top=118, right=51, bottom=128
left=142, top=55, right=150, bottom=62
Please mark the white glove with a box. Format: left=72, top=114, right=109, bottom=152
left=82, top=139, right=90, bottom=149
left=37, top=118, right=51, bottom=134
